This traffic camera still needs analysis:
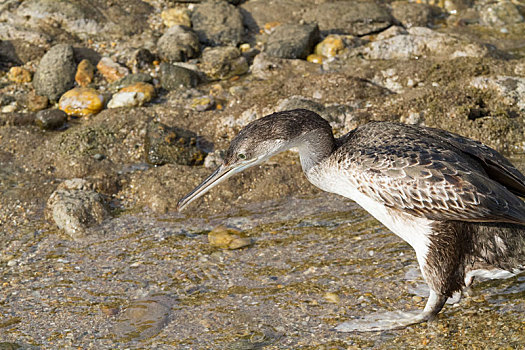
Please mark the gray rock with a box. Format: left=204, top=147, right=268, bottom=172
left=35, top=109, right=67, bottom=130
left=391, top=1, right=438, bottom=28
left=201, top=46, right=248, bottom=80
left=240, top=0, right=304, bottom=33
left=479, top=1, right=524, bottom=27
left=358, top=27, right=491, bottom=60
left=110, top=73, right=153, bottom=91
left=265, top=23, right=319, bottom=59
left=15, top=0, right=153, bottom=39
left=303, top=1, right=392, bottom=36
left=470, top=76, right=525, bottom=112
left=159, top=63, right=200, bottom=90
left=33, top=44, right=76, bottom=101
left=46, top=178, right=108, bottom=239
left=158, top=25, right=200, bottom=62
left=145, top=121, right=207, bottom=166
left=191, top=0, right=244, bottom=46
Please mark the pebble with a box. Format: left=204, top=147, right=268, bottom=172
left=324, top=292, right=340, bottom=304
left=191, top=0, right=244, bottom=46
left=23, top=91, right=49, bottom=112
left=314, top=35, right=345, bottom=58
left=190, top=96, right=215, bottom=112
left=208, top=226, right=253, bottom=250
left=33, top=44, right=76, bottom=101
left=108, top=83, right=155, bottom=108
left=161, top=8, right=191, bottom=28
left=479, top=1, right=524, bottom=27
left=265, top=23, right=320, bottom=59
left=58, top=87, right=104, bottom=117
left=35, top=109, right=68, bottom=130
left=158, top=25, right=200, bottom=62
left=145, top=121, right=207, bottom=166
left=7, top=66, right=32, bottom=83
left=159, top=63, right=200, bottom=90
left=391, top=1, right=436, bottom=28
left=96, top=57, right=129, bottom=83
left=132, top=48, right=156, bottom=70
left=201, top=46, right=248, bottom=80
left=110, top=73, right=153, bottom=91
left=75, top=59, right=95, bottom=87
left=306, top=54, right=323, bottom=64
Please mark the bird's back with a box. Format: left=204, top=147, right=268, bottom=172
left=330, top=122, right=525, bottom=225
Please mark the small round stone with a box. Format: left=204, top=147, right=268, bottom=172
left=107, top=82, right=155, bottom=109
left=314, top=35, right=345, bottom=58
left=96, top=57, right=129, bottom=83
left=75, top=59, right=95, bottom=87
left=8, top=66, right=32, bottom=83
left=58, top=87, right=104, bottom=117
left=306, top=54, right=323, bottom=64
left=208, top=226, right=253, bottom=250
left=35, top=109, right=68, bottom=130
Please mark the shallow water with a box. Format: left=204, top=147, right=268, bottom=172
left=0, top=191, right=523, bottom=349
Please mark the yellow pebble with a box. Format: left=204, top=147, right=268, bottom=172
left=8, top=66, right=32, bottom=83
left=315, top=35, right=345, bottom=58
left=306, top=54, right=323, bottom=64
left=324, top=292, right=340, bottom=304
left=58, top=87, right=104, bottom=117
left=120, top=82, right=155, bottom=102
left=208, top=226, right=253, bottom=249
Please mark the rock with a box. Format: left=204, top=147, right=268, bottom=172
left=15, top=0, right=153, bottom=39
left=208, top=226, right=253, bottom=249
left=131, top=48, right=156, bottom=70
left=58, top=87, right=104, bottom=117
left=250, top=53, right=283, bottom=80
left=96, top=57, right=129, bottom=83
left=24, top=91, right=49, bottom=112
left=110, top=73, right=153, bottom=90
left=191, top=0, right=244, bottom=46
left=324, top=292, right=340, bottom=304
left=358, top=27, right=491, bottom=60
left=159, top=63, right=200, bottom=90
left=7, top=66, right=32, bottom=83
left=391, top=1, right=437, bottom=28
left=108, top=83, right=155, bottom=108
left=306, top=54, right=323, bottom=64
left=33, top=44, right=76, bottom=101
left=35, top=109, right=68, bottom=130
left=75, top=59, right=95, bottom=87
left=190, top=96, right=215, bottom=112
left=158, top=25, right=200, bottom=62
left=0, top=40, right=23, bottom=70
left=113, top=294, right=175, bottom=341
left=265, top=23, right=320, bottom=59
left=145, top=121, right=207, bottom=166
left=479, top=1, right=524, bottom=27
left=46, top=178, right=108, bottom=239
left=470, top=76, right=525, bottom=112
left=201, top=46, right=248, bottom=80
left=303, top=1, right=392, bottom=36
left=240, top=0, right=304, bottom=33
left=314, top=35, right=345, bottom=58
left=161, top=7, right=191, bottom=28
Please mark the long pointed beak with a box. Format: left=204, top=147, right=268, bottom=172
left=177, top=164, right=232, bottom=211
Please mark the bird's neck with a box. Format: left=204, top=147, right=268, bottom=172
left=294, top=127, right=336, bottom=173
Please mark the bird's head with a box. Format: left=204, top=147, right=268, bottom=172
left=177, top=109, right=329, bottom=211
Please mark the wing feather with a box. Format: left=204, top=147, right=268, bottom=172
left=337, top=122, right=525, bottom=225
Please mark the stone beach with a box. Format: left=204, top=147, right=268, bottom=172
left=1, top=0, right=525, bottom=348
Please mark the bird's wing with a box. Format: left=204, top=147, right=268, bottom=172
left=421, top=127, right=525, bottom=198
left=339, top=123, right=525, bottom=225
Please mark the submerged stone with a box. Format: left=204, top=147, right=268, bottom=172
left=208, top=226, right=253, bottom=249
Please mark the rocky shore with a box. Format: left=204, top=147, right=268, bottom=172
left=1, top=0, right=525, bottom=348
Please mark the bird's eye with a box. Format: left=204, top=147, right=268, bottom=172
left=238, top=153, right=246, bottom=159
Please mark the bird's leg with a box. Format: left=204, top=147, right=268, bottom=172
left=335, top=289, right=448, bottom=332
